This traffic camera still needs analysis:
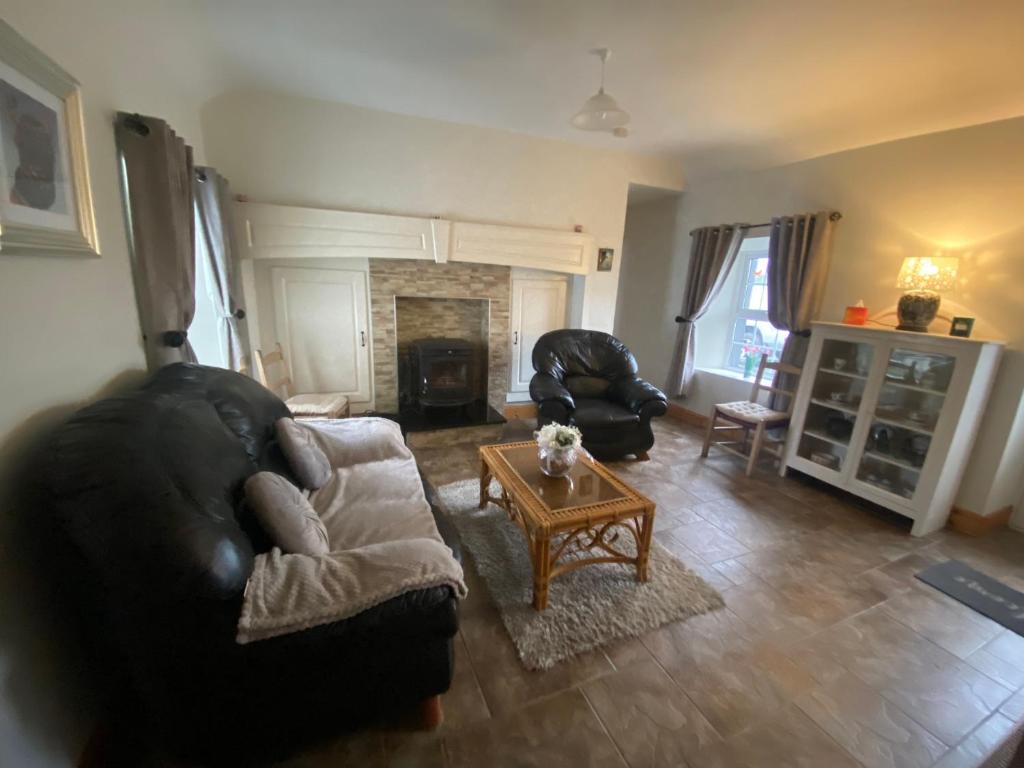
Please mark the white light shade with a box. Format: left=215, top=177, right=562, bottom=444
left=571, top=88, right=631, bottom=131
left=896, top=256, right=959, bottom=292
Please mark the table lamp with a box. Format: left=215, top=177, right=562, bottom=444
left=895, top=256, right=959, bottom=332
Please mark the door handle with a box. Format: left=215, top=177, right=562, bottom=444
left=513, top=331, right=519, bottom=345
left=360, top=331, right=366, bottom=347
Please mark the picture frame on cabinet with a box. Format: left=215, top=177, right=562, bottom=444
left=0, top=20, right=98, bottom=256
left=949, top=317, right=975, bottom=338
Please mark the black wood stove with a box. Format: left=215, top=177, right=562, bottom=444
left=408, top=338, right=476, bottom=408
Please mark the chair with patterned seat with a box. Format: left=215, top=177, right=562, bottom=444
left=254, top=342, right=350, bottom=420
left=700, top=354, right=801, bottom=476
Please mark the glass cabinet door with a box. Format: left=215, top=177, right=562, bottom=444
left=795, top=338, right=874, bottom=473
left=855, top=347, right=955, bottom=499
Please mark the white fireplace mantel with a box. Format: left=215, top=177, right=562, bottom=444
left=233, top=201, right=595, bottom=275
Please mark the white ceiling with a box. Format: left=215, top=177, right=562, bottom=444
left=197, top=0, right=1024, bottom=177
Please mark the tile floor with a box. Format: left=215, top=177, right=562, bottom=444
left=279, top=418, right=1024, bottom=768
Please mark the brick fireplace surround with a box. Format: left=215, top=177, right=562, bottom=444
left=369, top=259, right=511, bottom=413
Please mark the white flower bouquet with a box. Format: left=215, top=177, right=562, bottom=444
left=534, top=423, right=582, bottom=477
left=535, top=423, right=582, bottom=452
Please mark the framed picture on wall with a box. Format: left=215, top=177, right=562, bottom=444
left=0, top=20, right=98, bottom=256
left=597, top=248, right=614, bottom=271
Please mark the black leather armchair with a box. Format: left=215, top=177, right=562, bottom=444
left=529, top=329, right=668, bottom=459
left=34, top=364, right=459, bottom=763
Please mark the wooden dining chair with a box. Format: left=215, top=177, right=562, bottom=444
left=700, top=354, right=801, bottom=476
left=253, top=343, right=350, bottom=420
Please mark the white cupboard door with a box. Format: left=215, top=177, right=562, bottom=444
left=272, top=267, right=371, bottom=403
left=510, top=277, right=567, bottom=393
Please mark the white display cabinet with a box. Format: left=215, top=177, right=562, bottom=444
left=784, top=322, right=1003, bottom=536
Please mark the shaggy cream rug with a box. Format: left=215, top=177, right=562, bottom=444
left=437, top=479, right=724, bottom=670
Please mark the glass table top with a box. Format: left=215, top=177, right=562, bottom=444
left=494, top=444, right=628, bottom=511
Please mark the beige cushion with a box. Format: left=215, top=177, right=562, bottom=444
left=286, top=392, right=349, bottom=419
left=716, top=401, right=789, bottom=425
left=275, top=417, right=332, bottom=489
left=306, top=417, right=408, bottom=468
left=244, top=472, right=329, bottom=556
left=311, top=456, right=439, bottom=550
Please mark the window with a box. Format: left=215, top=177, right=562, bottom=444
left=723, top=236, right=788, bottom=376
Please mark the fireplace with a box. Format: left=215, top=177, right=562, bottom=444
left=395, top=333, right=504, bottom=432
left=409, top=338, right=476, bottom=408
left=386, top=286, right=507, bottom=433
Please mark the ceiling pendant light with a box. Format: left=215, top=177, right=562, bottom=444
left=571, top=48, right=630, bottom=138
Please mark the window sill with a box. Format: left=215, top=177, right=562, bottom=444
left=696, top=366, right=755, bottom=383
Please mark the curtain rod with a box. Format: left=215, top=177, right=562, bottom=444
left=689, top=211, right=841, bottom=236
left=119, top=112, right=150, bottom=137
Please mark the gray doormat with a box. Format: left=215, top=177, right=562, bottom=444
left=916, top=560, right=1024, bottom=635
left=437, top=479, right=723, bottom=670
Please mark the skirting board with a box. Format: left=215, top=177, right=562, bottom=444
left=665, top=402, right=763, bottom=444
left=504, top=402, right=537, bottom=420
left=665, top=402, right=708, bottom=428
left=948, top=505, right=1013, bottom=537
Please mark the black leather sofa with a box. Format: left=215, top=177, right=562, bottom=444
left=529, top=329, right=668, bottom=460
left=34, top=364, right=460, bottom=763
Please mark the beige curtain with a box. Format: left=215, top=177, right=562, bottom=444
left=666, top=224, right=745, bottom=397
left=115, top=113, right=196, bottom=368
left=767, top=211, right=837, bottom=403
left=193, top=167, right=249, bottom=371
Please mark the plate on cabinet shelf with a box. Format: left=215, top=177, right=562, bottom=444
left=860, top=472, right=915, bottom=500
left=810, top=451, right=840, bottom=469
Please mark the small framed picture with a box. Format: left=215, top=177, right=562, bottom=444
left=597, top=248, right=614, bottom=272
left=0, top=20, right=98, bottom=256
left=949, top=317, right=974, bottom=338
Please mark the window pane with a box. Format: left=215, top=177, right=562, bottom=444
left=718, top=237, right=779, bottom=377
left=747, top=284, right=767, bottom=311
left=725, top=317, right=790, bottom=377
left=726, top=318, right=754, bottom=370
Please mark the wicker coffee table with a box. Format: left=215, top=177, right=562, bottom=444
left=478, top=441, right=656, bottom=610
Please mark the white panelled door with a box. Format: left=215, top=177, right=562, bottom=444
left=510, top=276, right=568, bottom=394
left=272, top=267, right=372, bottom=404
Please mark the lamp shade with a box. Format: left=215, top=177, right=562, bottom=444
left=895, top=256, right=959, bottom=292
left=571, top=88, right=630, bottom=131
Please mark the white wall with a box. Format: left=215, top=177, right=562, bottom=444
left=0, top=3, right=219, bottom=765
left=200, top=90, right=685, bottom=334
left=616, top=116, right=1024, bottom=518
left=616, top=195, right=681, bottom=340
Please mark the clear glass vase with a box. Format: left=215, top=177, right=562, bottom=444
left=538, top=446, right=577, bottom=477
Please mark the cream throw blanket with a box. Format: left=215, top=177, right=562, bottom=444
left=237, top=418, right=466, bottom=644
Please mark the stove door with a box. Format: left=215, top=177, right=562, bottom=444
left=420, top=353, right=474, bottom=405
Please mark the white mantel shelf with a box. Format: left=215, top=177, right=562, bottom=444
left=234, top=201, right=595, bottom=275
